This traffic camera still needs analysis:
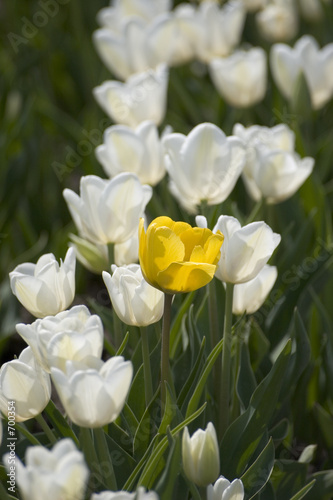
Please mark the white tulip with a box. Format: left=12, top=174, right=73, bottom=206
left=114, top=229, right=140, bottom=266
left=93, top=19, right=154, bottom=81
left=232, top=265, right=278, bottom=315
left=97, top=0, right=171, bottom=29
left=16, top=305, right=104, bottom=373
left=147, top=4, right=200, bottom=66
left=9, top=248, right=75, bottom=318
left=207, top=475, right=244, bottom=500
left=270, top=35, right=333, bottom=110
left=5, top=438, right=89, bottom=500
left=299, top=0, right=325, bottom=22
left=182, top=422, right=220, bottom=487
left=196, top=215, right=280, bottom=284
left=195, top=1, right=246, bottom=62
left=209, top=47, right=267, bottom=108
left=63, top=173, right=152, bottom=246
left=256, top=1, right=298, bottom=42
left=0, top=347, right=51, bottom=422
left=96, top=121, right=166, bottom=186
left=93, top=64, right=169, bottom=127
left=233, top=123, right=314, bottom=203
left=163, top=122, right=245, bottom=213
left=103, top=264, right=164, bottom=326
left=69, top=234, right=109, bottom=274
left=51, top=356, right=133, bottom=428
left=214, top=216, right=281, bottom=284
left=242, top=149, right=314, bottom=204
left=91, top=487, right=159, bottom=500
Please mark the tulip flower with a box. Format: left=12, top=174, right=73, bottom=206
left=231, top=265, right=278, bottom=315
left=256, top=1, right=299, bottom=42
left=238, top=0, right=266, bottom=11
left=209, top=47, right=267, bottom=108
left=51, top=356, right=133, bottom=428
left=4, top=438, right=89, bottom=500
left=195, top=1, right=246, bottom=62
left=207, top=475, right=244, bottom=500
left=9, top=248, right=76, bottom=318
left=63, top=173, right=152, bottom=246
left=233, top=123, right=314, bottom=204
left=270, top=35, right=333, bottom=110
left=16, top=305, right=104, bottom=373
left=163, top=123, right=245, bottom=213
left=93, top=64, right=169, bottom=127
left=139, top=216, right=224, bottom=294
left=114, top=229, right=140, bottom=266
left=69, top=234, right=109, bottom=274
left=91, top=488, right=159, bottom=500
left=147, top=4, right=200, bottom=67
left=103, top=264, right=164, bottom=326
left=93, top=19, right=153, bottom=81
left=182, top=422, right=220, bottom=487
left=196, top=215, right=280, bottom=284
left=0, top=347, right=51, bottom=422
left=0, top=415, right=3, bottom=447
left=95, top=121, right=166, bottom=186
left=97, top=0, right=171, bottom=28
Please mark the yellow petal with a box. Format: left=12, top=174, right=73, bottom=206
left=203, top=232, right=224, bottom=265
left=157, top=262, right=217, bottom=294
left=180, top=227, right=212, bottom=260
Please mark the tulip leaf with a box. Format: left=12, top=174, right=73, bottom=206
left=177, top=336, right=206, bottom=410
left=155, top=430, right=182, bottom=500
left=289, top=480, right=316, bottom=500
left=116, top=331, right=130, bottom=356
left=127, top=364, right=145, bottom=422
left=237, top=341, right=257, bottom=410
left=185, top=338, right=223, bottom=418
left=269, top=418, right=289, bottom=444
left=241, top=437, right=275, bottom=499
left=170, top=291, right=196, bottom=359
left=271, top=459, right=309, bottom=499
left=313, top=403, right=333, bottom=449
left=44, top=400, right=79, bottom=446
left=158, top=383, right=179, bottom=436
left=122, top=403, right=140, bottom=439
left=133, top=386, right=160, bottom=458
left=302, top=471, right=333, bottom=499
left=220, top=340, right=291, bottom=478
left=138, top=403, right=207, bottom=487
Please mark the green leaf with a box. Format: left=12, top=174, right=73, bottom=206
left=237, top=341, right=257, bottom=409
left=170, top=292, right=196, bottom=359
left=116, top=331, right=130, bottom=356
left=290, top=480, right=316, bottom=500
left=134, top=387, right=160, bottom=458
left=177, top=337, right=206, bottom=410
left=138, top=403, right=207, bottom=487
left=44, top=400, right=79, bottom=446
left=127, top=364, right=146, bottom=422
left=313, top=403, right=333, bottom=449
left=220, top=340, right=292, bottom=478
left=302, top=471, right=333, bottom=499
left=185, top=337, right=223, bottom=418
left=155, top=431, right=182, bottom=500
left=241, top=438, right=275, bottom=499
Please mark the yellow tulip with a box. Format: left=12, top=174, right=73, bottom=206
left=139, top=216, right=224, bottom=294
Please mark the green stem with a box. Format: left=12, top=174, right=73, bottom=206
left=161, top=293, right=173, bottom=407
left=208, top=279, right=221, bottom=414
left=93, top=427, right=117, bottom=490
left=140, top=326, right=154, bottom=406
left=219, top=282, right=234, bottom=441
left=35, top=413, right=57, bottom=444
left=107, top=243, right=114, bottom=267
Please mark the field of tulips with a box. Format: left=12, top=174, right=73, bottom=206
left=1, top=0, right=333, bottom=499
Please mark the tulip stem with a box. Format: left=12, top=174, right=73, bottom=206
left=219, top=283, right=234, bottom=441
left=35, top=413, right=57, bottom=444
left=161, top=293, right=173, bottom=407
left=93, top=427, right=117, bottom=490
left=107, top=243, right=115, bottom=266
left=140, top=326, right=154, bottom=406
left=80, top=427, right=102, bottom=491
left=246, top=198, right=264, bottom=224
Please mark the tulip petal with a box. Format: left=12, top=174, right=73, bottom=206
left=158, top=261, right=216, bottom=293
